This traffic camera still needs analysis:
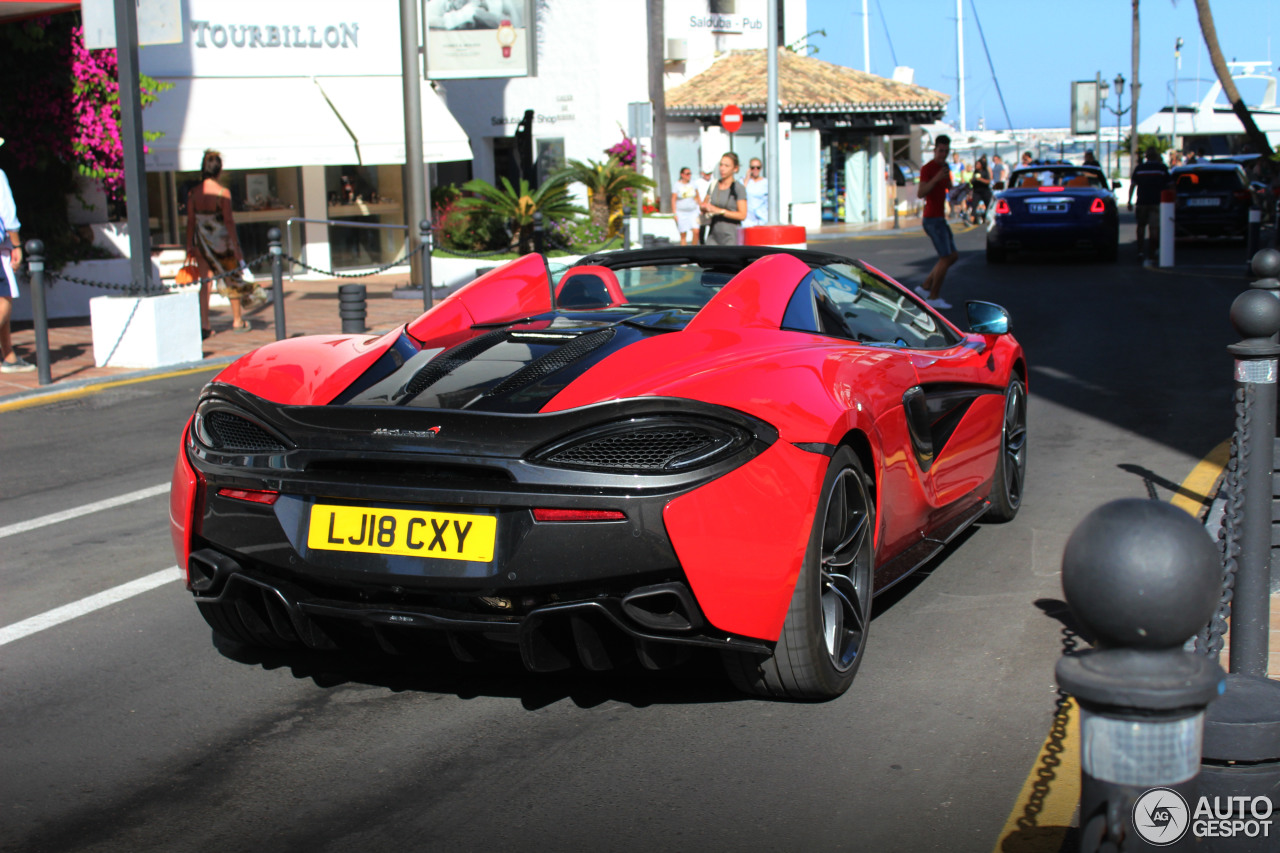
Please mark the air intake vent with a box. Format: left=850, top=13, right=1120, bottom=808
left=536, top=419, right=749, bottom=473
left=398, top=330, right=508, bottom=400
left=202, top=411, right=286, bottom=452
left=486, top=328, right=616, bottom=398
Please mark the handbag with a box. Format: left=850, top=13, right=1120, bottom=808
left=175, top=257, right=200, bottom=286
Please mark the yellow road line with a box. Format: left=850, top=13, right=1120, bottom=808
left=0, top=364, right=222, bottom=414
left=1170, top=438, right=1231, bottom=517
left=991, top=697, right=1080, bottom=853
left=991, top=440, right=1230, bottom=852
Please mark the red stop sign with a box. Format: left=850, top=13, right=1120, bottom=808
left=720, top=104, right=743, bottom=134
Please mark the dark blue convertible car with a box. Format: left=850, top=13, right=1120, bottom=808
left=986, top=164, right=1119, bottom=263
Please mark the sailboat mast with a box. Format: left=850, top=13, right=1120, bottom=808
left=862, top=0, right=870, bottom=73
left=957, top=0, right=966, bottom=132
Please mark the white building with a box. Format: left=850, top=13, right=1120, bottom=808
left=134, top=0, right=945, bottom=273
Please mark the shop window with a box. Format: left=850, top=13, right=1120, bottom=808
left=325, top=164, right=406, bottom=271
left=170, top=166, right=300, bottom=271
left=536, top=138, right=565, bottom=187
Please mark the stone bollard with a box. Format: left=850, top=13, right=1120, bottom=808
left=338, top=284, right=366, bottom=334
left=267, top=227, right=286, bottom=341
left=1160, top=187, right=1176, bottom=268
left=1056, top=499, right=1225, bottom=851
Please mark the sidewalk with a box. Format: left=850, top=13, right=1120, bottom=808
left=0, top=271, right=431, bottom=403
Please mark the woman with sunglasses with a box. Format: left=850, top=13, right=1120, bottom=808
left=671, top=166, right=701, bottom=245
left=744, top=158, right=768, bottom=228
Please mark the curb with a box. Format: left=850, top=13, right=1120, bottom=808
left=0, top=356, right=237, bottom=412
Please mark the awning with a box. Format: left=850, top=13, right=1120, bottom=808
left=0, top=1, right=78, bottom=24
left=143, top=75, right=472, bottom=172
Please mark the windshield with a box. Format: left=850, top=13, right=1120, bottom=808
left=553, top=262, right=736, bottom=312
left=1176, top=170, right=1244, bottom=191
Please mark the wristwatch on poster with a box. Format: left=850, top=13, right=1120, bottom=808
left=496, top=19, right=516, bottom=58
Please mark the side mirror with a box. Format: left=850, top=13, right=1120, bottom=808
left=966, top=300, right=1011, bottom=335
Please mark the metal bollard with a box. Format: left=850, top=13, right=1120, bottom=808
left=267, top=228, right=285, bottom=341
left=338, top=284, right=366, bottom=333
left=1056, top=499, right=1226, bottom=852
left=24, top=239, right=51, bottom=386
left=533, top=211, right=544, bottom=255
left=1225, top=262, right=1280, bottom=677
left=419, top=220, right=433, bottom=312
left=1247, top=208, right=1262, bottom=266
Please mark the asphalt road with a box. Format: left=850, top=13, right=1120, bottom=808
left=0, top=220, right=1249, bottom=853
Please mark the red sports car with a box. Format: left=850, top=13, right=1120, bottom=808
left=170, top=246, right=1027, bottom=700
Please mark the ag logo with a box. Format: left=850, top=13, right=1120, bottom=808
left=1133, top=787, right=1190, bottom=845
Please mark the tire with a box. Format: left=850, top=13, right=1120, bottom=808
left=986, top=241, right=1006, bottom=264
left=985, top=377, right=1028, bottom=522
left=724, top=447, right=875, bottom=701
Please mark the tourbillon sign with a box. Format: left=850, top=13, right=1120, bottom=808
left=189, top=21, right=360, bottom=50
left=137, top=0, right=403, bottom=77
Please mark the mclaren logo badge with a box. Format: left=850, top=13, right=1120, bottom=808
left=372, top=427, right=442, bottom=439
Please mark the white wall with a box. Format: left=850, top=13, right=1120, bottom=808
left=441, top=0, right=650, bottom=187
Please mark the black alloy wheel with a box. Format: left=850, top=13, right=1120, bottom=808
left=985, top=377, right=1027, bottom=522
left=724, top=447, right=875, bottom=700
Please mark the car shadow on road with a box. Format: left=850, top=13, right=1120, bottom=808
left=210, top=631, right=748, bottom=710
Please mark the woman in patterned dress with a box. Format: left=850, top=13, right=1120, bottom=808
left=186, top=149, right=254, bottom=334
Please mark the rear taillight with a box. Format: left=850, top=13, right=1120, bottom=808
left=1234, top=190, right=1252, bottom=203
left=1038, top=186, right=1064, bottom=192
left=994, top=199, right=1011, bottom=215
left=169, top=419, right=204, bottom=588
left=1089, top=198, right=1106, bottom=213
left=217, top=488, right=280, bottom=505
left=532, top=508, right=627, bottom=522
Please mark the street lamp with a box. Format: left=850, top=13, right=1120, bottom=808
left=1102, top=74, right=1130, bottom=183
left=1172, top=37, right=1183, bottom=154
left=1099, top=76, right=1110, bottom=177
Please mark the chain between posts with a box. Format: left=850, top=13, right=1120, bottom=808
left=48, top=252, right=272, bottom=294
left=38, top=236, right=628, bottom=291
left=1197, top=385, right=1247, bottom=656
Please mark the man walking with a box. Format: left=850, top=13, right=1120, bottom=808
left=914, top=135, right=959, bottom=310
left=0, top=144, right=31, bottom=374
left=1128, top=147, right=1171, bottom=265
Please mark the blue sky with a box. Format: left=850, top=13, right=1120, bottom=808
left=805, top=0, right=1277, bottom=131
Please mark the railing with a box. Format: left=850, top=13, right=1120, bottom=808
left=283, top=216, right=411, bottom=281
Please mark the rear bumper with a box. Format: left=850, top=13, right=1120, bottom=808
left=1174, top=208, right=1249, bottom=235
left=988, top=219, right=1117, bottom=251
left=188, top=548, right=771, bottom=671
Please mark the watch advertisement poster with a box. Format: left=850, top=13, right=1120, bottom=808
left=424, top=0, right=534, bottom=79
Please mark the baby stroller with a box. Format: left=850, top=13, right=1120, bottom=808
left=948, top=183, right=972, bottom=220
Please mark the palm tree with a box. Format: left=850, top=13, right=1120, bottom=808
left=456, top=174, right=584, bottom=254
left=557, top=156, right=656, bottom=237
left=1192, top=0, right=1275, bottom=157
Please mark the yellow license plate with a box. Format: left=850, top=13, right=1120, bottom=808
left=307, top=503, right=496, bottom=562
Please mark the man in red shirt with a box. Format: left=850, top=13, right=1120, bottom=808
left=914, top=135, right=959, bottom=309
